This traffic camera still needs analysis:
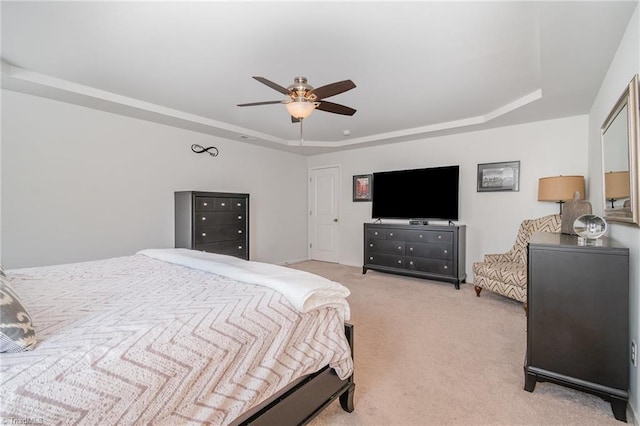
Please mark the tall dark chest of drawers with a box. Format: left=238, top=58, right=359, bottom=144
left=175, top=191, right=249, bottom=260
left=363, top=223, right=466, bottom=289
left=525, top=232, right=629, bottom=421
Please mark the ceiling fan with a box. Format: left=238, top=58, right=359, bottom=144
left=237, top=76, right=357, bottom=123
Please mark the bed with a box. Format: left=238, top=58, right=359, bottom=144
left=0, top=249, right=355, bottom=425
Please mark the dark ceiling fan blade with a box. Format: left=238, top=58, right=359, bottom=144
left=237, top=100, right=283, bottom=107
left=316, top=101, right=357, bottom=116
left=310, top=80, right=356, bottom=99
left=253, top=76, right=291, bottom=95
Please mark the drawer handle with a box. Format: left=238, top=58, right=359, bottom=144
left=237, top=203, right=242, bottom=207
left=409, top=247, right=413, bottom=251
left=238, top=216, right=243, bottom=220
left=202, top=233, right=206, bottom=237
left=419, top=234, right=423, bottom=238
left=398, top=246, right=402, bottom=250
left=390, top=232, right=394, bottom=236
left=221, top=202, right=226, bottom=206
left=238, top=245, right=243, bottom=249
left=203, top=202, right=208, bottom=206
left=369, top=243, right=373, bottom=247
left=444, top=249, right=448, bottom=254
left=438, top=235, right=442, bottom=239
left=444, top=265, right=448, bottom=269
left=238, top=230, right=243, bottom=234
left=369, top=256, right=374, bottom=260
left=201, top=217, right=206, bottom=221
left=409, top=261, right=414, bottom=265
left=374, top=231, right=378, bottom=235
left=397, top=260, right=402, bottom=264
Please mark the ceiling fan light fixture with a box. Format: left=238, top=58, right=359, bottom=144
left=239, top=76, right=356, bottom=122
left=286, top=98, right=316, bottom=119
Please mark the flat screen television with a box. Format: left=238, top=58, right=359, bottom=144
left=371, top=165, right=459, bottom=220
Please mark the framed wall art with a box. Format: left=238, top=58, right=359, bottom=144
left=353, top=174, right=373, bottom=201
left=477, top=161, right=520, bottom=192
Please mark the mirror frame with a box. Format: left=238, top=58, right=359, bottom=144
left=601, top=74, right=639, bottom=226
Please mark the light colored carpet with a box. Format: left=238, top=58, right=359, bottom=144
left=289, top=261, right=631, bottom=426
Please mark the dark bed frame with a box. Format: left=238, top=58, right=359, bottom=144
left=231, top=323, right=355, bottom=425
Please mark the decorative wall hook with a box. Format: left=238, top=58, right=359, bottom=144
left=191, top=144, right=219, bottom=157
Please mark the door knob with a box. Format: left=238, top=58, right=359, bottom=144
left=333, top=218, right=338, bottom=222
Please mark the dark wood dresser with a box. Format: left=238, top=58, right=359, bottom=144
left=363, top=223, right=466, bottom=289
left=525, top=232, right=629, bottom=422
left=175, top=191, right=249, bottom=260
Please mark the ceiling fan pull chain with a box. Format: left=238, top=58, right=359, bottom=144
left=300, top=119, right=304, bottom=144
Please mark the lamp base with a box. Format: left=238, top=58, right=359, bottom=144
left=560, top=199, right=593, bottom=235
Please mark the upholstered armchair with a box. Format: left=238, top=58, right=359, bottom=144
left=472, top=214, right=562, bottom=311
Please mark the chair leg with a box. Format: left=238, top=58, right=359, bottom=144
left=474, top=285, right=482, bottom=297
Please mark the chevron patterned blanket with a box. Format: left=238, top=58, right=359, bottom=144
left=1, top=253, right=353, bottom=425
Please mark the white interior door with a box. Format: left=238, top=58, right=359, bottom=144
left=309, top=166, right=340, bottom=263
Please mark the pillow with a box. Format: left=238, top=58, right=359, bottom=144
left=0, top=275, right=36, bottom=352
left=0, top=263, right=5, bottom=277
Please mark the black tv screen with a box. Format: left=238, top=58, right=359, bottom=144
left=371, top=165, right=459, bottom=220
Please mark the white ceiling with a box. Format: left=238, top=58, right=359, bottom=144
left=1, top=1, right=637, bottom=155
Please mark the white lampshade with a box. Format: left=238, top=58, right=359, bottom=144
left=286, top=99, right=315, bottom=119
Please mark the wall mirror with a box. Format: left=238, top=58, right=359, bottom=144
left=601, top=74, right=639, bottom=226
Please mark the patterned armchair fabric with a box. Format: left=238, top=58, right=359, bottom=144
left=473, top=214, right=562, bottom=304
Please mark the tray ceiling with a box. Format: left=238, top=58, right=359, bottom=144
left=1, top=1, right=637, bottom=154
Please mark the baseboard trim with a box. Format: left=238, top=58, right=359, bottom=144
left=277, top=257, right=310, bottom=266
left=630, top=402, right=638, bottom=426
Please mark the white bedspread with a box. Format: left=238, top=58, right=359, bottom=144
left=0, top=253, right=353, bottom=425
left=138, top=249, right=351, bottom=321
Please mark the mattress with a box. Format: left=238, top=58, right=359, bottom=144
left=0, top=251, right=353, bottom=425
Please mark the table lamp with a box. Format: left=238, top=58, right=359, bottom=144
left=537, top=175, right=585, bottom=214
left=604, top=171, right=630, bottom=208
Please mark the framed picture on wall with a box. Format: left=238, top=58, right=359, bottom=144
left=477, top=161, right=520, bottom=192
left=353, top=174, right=373, bottom=201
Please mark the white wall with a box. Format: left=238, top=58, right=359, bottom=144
left=308, top=115, right=588, bottom=275
left=588, top=4, right=640, bottom=420
left=1, top=90, right=309, bottom=268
